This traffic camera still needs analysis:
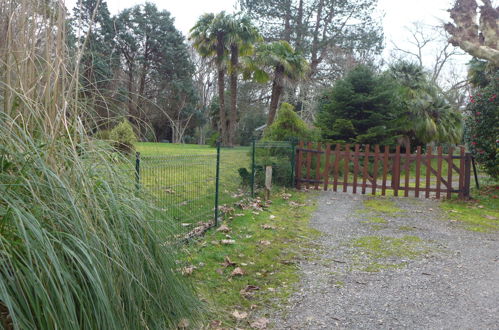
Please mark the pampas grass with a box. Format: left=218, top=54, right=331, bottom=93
left=0, top=0, right=201, bottom=328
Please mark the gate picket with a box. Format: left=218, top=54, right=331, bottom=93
left=343, top=144, right=350, bottom=193
left=353, top=144, right=360, bottom=194
left=294, top=142, right=470, bottom=200
left=323, top=144, right=331, bottom=191
left=362, top=145, right=369, bottom=194
left=382, top=146, right=389, bottom=196
left=333, top=144, right=340, bottom=192
left=404, top=146, right=411, bottom=197
left=447, top=147, right=454, bottom=199
left=305, top=142, right=312, bottom=189
left=372, top=145, right=380, bottom=195
left=314, top=142, right=322, bottom=190
left=415, top=146, right=421, bottom=198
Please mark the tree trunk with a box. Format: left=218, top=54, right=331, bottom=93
left=267, top=66, right=285, bottom=126
left=216, top=33, right=228, bottom=145
left=228, top=44, right=239, bottom=146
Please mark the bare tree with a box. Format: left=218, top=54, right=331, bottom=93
left=391, top=22, right=467, bottom=85
left=444, top=0, right=499, bottom=66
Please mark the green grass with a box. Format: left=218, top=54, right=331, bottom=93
left=136, top=142, right=215, bottom=156
left=133, top=143, right=252, bottom=232
left=363, top=198, right=403, bottom=214
left=181, top=191, right=319, bottom=328
left=441, top=184, right=499, bottom=232
left=350, top=235, right=429, bottom=272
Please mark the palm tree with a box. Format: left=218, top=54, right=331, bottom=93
left=190, top=13, right=230, bottom=145
left=226, top=15, right=261, bottom=145
left=250, top=41, right=309, bottom=126
left=389, top=61, right=463, bottom=145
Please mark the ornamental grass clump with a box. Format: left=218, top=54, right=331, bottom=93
left=0, top=0, right=201, bottom=328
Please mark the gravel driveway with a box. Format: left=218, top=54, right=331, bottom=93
left=274, top=191, right=499, bottom=329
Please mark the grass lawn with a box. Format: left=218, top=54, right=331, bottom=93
left=180, top=190, right=319, bottom=328
left=133, top=143, right=252, bottom=232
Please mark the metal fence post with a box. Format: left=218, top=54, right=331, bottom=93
left=214, top=141, right=221, bottom=227
left=290, top=139, right=297, bottom=187
left=471, top=156, right=480, bottom=190
left=135, top=152, right=141, bottom=192
left=251, top=138, right=256, bottom=198
left=463, top=152, right=472, bottom=199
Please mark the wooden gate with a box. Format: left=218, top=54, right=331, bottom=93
left=295, top=142, right=472, bottom=199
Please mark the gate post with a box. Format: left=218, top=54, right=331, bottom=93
left=214, top=140, right=221, bottom=226
left=463, top=152, right=472, bottom=199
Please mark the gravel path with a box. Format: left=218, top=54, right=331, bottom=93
left=274, top=192, right=499, bottom=329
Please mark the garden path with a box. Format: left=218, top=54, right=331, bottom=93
left=274, top=192, right=499, bottom=329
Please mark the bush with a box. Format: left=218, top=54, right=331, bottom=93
left=464, top=71, right=499, bottom=179
left=109, top=120, right=137, bottom=154
left=263, top=103, right=318, bottom=142
left=208, top=132, right=220, bottom=148
left=93, top=129, right=111, bottom=140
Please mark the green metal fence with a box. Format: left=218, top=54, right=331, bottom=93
left=134, top=140, right=295, bottom=234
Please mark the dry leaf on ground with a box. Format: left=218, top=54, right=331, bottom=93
left=221, top=256, right=236, bottom=268
left=181, top=266, right=196, bottom=275
left=259, top=240, right=271, bottom=246
left=221, top=239, right=235, bottom=245
left=231, top=310, right=248, bottom=320
left=177, top=318, right=190, bottom=328
left=231, top=267, right=245, bottom=276
left=485, top=215, right=498, bottom=220
left=250, top=318, right=269, bottom=329
left=261, top=224, right=276, bottom=230
left=217, top=224, right=231, bottom=233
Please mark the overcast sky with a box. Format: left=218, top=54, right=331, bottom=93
left=67, top=0, right=457, bottom=38
left=66, top=0, right=468, bottom=72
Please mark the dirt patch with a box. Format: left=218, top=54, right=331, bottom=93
left=273, top=192, right=499, bottom=329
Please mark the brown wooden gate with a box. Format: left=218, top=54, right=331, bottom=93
left=295, top=142, right=472, bottom=199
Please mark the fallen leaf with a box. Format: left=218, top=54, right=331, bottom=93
left=231, top=267, right=245, bottom=276
left=221, top=239, right=235, bottom=245
left=239, top=285, right=260, bottom=298
left=209, top=320, right=222, bottom=328
left=261, top=224, right=276, bottom=230
left=428, top=208, right=433, bottom=211
left=181, top=266, right=196, bottom=275
left=165, top=188, right=175, bottom=194
left=485, top=215, right=498, bottom=220
left=177, top=318, right=190, bottom=328
left=181, top=223, right=191, bottom=227
left=477, top=205, right=485, bottom=209
left=231, top=310, right=248, bottom=320
left=221, top=256, right=237, bottom=268
left=217, top=224, right=231, bottom=233
left=250, top=304, right=258, bottom=310
left=180, top=201, right=188, bottom=206
left=449, top=210, right=459, bottom=213
left=259, top=240, right=271, bottom=246
left=252, top=211, right=260, bottom=215
left=235, top=213, right=245, bottom=217
left=250, top=318, right=269, bottom=329
left=215, top=268, right=224, bottom=275
left=269, top=215, right=276, bottom=219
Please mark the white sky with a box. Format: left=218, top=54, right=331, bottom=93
left=66, top=0, right=457, bottom=38
left=65, top=0, right=470, bottom=75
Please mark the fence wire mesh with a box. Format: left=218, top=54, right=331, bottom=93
left=135, top=141, right=294, bottom=235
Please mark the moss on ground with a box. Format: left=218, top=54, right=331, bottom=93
left=363, top=199, right=403, bottom=214
left=441, top=184, right=499, bottom=233
left=182, top=190, right=319, bottom=328
left=350, top=235, right=429, bottom=272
